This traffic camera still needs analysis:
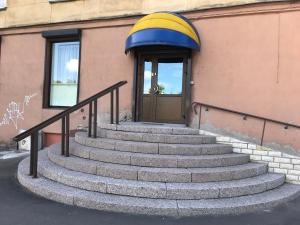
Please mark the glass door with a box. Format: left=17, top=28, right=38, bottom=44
left=139, top=56, right=186, bottom=123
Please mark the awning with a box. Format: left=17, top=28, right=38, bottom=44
left=125, top=12, right=200, bottom=53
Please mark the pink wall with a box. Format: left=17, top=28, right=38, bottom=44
left=0, top=2, right=299, bottom=154
left=0, top=22, right=134, bottom=143
left=190, top=9, right=300, bottom=153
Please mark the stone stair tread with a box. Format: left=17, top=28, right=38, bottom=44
left=70, top=139, right=249, bottom=168
left=48, top=145, right=267, bottom=182
left=18, top=157, right=300, bottom=217
left=99, top=123, right=200, bottom=135
left=75, top=132, right=232, bottom=155
left=38, top=150, right=285, bottom=199
left=98, top=129, right=216, bottom=144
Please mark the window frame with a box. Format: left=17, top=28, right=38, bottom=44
left=42, top=30, right=81, bottom=109
left=0, top=0, right=7, bottom=10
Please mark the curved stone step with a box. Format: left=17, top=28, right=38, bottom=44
left=48, top=145, right=267, bottom=183
left=70, top=140, right=249, bottom=168
left=99, top=123, right=200, bottom=135
left=18, top=157, right=300, bottom=217
left=38, top=150, right=285, bottom=200
left=98, top=129, right=216, bottom=144
left=75, top=132, right=232, bottom=155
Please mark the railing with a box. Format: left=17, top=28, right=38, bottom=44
left=14, top=80, right=127, bottom=178
left=192, top=102, right=300, bottom=146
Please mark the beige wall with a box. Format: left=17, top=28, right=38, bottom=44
left=0, top=1, right=300, bottom=154
left=0, top=0, right=287, bottom=29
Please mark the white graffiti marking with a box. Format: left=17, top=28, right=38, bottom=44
left=0, top=94, right=37, bottom=129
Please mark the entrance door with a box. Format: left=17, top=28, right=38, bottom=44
left=138, top=55, right=187, bottom=123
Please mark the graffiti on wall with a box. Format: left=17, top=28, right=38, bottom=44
left=0, top=93, right=37, bottom=129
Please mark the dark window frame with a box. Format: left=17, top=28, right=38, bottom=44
left=42, top=29, right=82, bottom=109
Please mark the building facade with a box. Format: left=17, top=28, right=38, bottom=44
left=0, top=0, right=299, bottom=158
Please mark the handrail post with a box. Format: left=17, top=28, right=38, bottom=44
left=261, top=120, right=266, bottom=146
left=29, top=134, right=34, bottom=176
left=88, top=102, right=92, bottom=137
left=61, top=117, right=65, bottom=155
left=65, top=114, right=70, bottom=157
left=116, top=88, right=119, bottom=124
left=198, top=104, right=202, bottom=130
left=32, top=131, right=38, bottom=178
left=110, top=91, right=114, bottom=124
left=93, top=100, right=97, bottom=138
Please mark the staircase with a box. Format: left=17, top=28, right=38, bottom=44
left=17, top=122, right=300, bottom=217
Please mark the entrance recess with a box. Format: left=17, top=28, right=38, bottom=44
left=137, top=54, right=187, bottom=123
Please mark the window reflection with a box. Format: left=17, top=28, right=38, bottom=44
left=50, top=41, right=80, bottom=107
left=157, top=59, right=183, bottom=95
left=143, top=60, right=152, bottom=94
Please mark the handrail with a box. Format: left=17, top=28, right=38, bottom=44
left=14, top=80, right=127, bottom=178
left=192, top=101, right=300, bottom=146
left=14, top=81, right=127, bottom=141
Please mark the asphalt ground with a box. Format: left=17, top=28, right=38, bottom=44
left=1, top=156, right=300, bottom=225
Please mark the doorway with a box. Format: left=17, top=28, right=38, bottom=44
left=136, top=52, right=190, bottom=124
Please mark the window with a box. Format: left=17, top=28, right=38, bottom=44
left=42, top=29, right=81, bottom=108
left=0, top=0, right=6, bottom=9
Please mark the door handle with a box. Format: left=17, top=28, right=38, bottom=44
left=153, top=85, right=159, bottom=95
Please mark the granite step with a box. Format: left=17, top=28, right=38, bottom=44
left=99, top=123, right=200, bottom=135
left=69, top=140, right=249, bottom=168
left=38, top=150, right=285, bottom=200
left=48, top=145, right=267, bottom=183
left=97, top=129, right=216, bottom=144
left=18, top=157, right=300, bottom=217
left=75, top=132, right=232, bottom=155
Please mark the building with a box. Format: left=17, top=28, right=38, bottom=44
left=4, top=0, right=300, bottom=215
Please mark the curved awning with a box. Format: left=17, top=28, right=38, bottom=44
left=125, top=12, right=200, bottom=53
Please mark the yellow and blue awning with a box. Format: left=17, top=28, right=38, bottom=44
left=125, top=12, right=200, bottom=52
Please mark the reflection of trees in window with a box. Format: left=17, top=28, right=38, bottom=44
left=157, top=84, right=165, bottom=94
left=148, top=84, right=165, bottom=94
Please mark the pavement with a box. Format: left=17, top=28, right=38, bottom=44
left=1, top=156, right=300, bottom=225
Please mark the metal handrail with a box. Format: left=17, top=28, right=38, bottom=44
left=14, top=80, right=127, bottom=178
left=192, top=102, right=300, bottom=146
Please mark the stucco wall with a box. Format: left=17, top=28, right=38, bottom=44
left=0, top=0, right=288, bottom=29
left=0, top=19, right=134, bottom=145
left=190, top=5, right=300, bottom=154
left=0, top=1, right=300, bottom=154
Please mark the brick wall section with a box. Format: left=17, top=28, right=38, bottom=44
left=200, top=130, right=300, bottom=184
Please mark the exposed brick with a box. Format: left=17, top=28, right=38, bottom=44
left=241, top=149, right=253, bottom=154
left=261, top=156, right=274, bottom=162
left=280, top=163, right=293, bottom=169
left=253, top=150, right=268, bottom=156
left=288, top=170, right=300, bottom=176
left=274, top=157, right=291, bottom=164
left=232, top=143, right=247, bottom=148
left=250, top=155, right=262, bottom=161
left=292, top=159, right=300, bottom=165
left=294, top=165, right=300, bottom=170
left=217, top=136, right=230, bottom=142
left=286, top=175, right=299, bottom=181
left=274, top=168, right=288, bottom=174
left=268, top=162, right=280, bottom=168
left=248, top=144, right=257, bottom=150
left=232, top=148, right=241, bottom=153
left=282, top=153, right=294, bottom=158
left=268, top=151, right=282, bottom=157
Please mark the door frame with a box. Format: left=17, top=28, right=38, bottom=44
left=131, top=46, right=192, bottom=125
